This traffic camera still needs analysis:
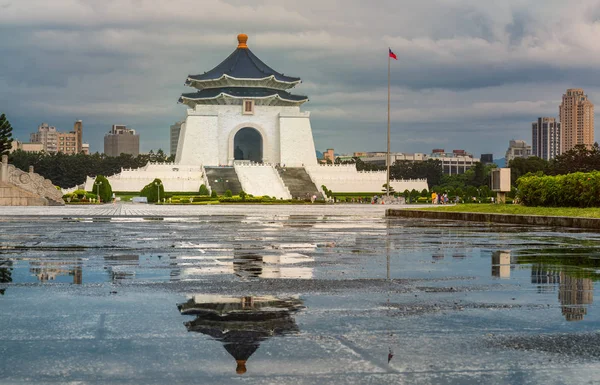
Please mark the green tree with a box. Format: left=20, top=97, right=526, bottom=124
left=198, top=184, right=209, bottom=195
left=403, top=189, right=410, bottom=203
left=239, top=190, right=247, bottom=200
left=92, top=175, right=112, bottom=203
left=390, top=159, right=443, bottom=187
left=550, top=143, right=600, bottom=175
left=211, top=190, right=218, bottom=198
left=140, top=178, right=164, bottom=203
left=382, top=183, right=394, bottom=193
left=0, top=113, right=13, bottom=156
left=224, top=189, right=233, bottom=197
left=509, top=156, right=549, bottom=184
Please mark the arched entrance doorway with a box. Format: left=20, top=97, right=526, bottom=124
left=233, top=127, right=263, bottom=163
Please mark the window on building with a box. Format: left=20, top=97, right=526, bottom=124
left=243, top=100, right=255, bottom=115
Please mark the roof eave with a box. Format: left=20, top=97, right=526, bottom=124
left=180, top=92, right=308, bottom=105
left=186, top=74, right=301, bottom=87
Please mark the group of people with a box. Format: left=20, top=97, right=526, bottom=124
left=431, top=192, right=449, bottom=205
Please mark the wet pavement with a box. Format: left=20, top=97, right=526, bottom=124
left=1, top=204, right=600, bottom=384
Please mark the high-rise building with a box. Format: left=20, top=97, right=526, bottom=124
left=505, top=140, right=532, bottom=163
left=73, top=120, right=83, bottom=154
left=559, top=88, right=594, bottom=152
left=30, top=121, right=85, bottom=154
left=104, top=125, right=140, bottom=157
left=170, top=121, right=183, bottom=157
left=532, top=117, right=561, bottom=160
left=30, top=123, right=58, bottom=153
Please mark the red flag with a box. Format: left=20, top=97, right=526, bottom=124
left=389, top=48, right=397, bottom=60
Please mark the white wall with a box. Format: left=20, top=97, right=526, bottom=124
left=307, top=164, right=429, bottom=193
left=84, top=163, right=204, bottom=192
left=176, top=104, right=318, bottom=167
left=176, top=113, right=219, bottom=165
left=279, top=113, right=318, bottom=167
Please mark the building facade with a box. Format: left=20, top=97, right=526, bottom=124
left=505, top=140, right=532, bottom=163
left=559, top=88, right=594, bottom=152
left=429, top=149, right=479, bottom=175
left=10, top=140, right=44, bottom=153
left=104, top=125, right=140, bottom=157
left=170, top=121, right=183, bottom=157
left=73, top=120, right=83, bottom=154
left=532, top=117, right=561, bottom=160
left=30, top=123, right=58, bottom=153
left=480, top=154, right=494, bottom=164
left=323, top=149, right=335, bottom=163
left=30, top=121, right=85, bottom=154
left=358, top=149, right=478, bottom=175
left=176, top=34, right=316, bottom=166
left=84, top=34, right=429, bottom=195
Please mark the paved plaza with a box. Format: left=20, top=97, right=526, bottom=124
left=1, top=204, right=599, bottom=384
left=0, top=202, right=391, bottom=217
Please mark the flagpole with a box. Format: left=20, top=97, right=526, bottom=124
left=386, top=50, right=391, bottom=197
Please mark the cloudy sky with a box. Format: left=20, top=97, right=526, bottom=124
left=2, top=0, right=600, bottom=158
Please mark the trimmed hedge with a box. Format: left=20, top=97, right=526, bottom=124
left=93, top=175, right=112, bottom=203
left=140, top=178, right=165, bottom=203
left=517, top=172, right=600, bottom=207
left=198, top=184, right=209, bottom=195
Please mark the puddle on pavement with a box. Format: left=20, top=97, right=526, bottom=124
left=2, top=215, right=600, bottom=382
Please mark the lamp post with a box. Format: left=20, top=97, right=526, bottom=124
left=154, top=181, right=163, bottom=204
left=94, top=181, right=102, bottom=203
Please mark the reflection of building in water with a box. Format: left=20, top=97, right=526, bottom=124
left=176, top=251, right=314, bottom=280
left=233, top=251, right=313, bottom=279
left=559, top=272, right=594, bottom=322
left=178, top=295, right=303, bottom=374
left=0, top=258, right=13, bottom=295
left=530, top=264, right=561, bottom=293
left=529, top=264, right=594, bottom=322
left=29, top=260, right=82, bottom=284
left=491, top=251, right=512, bottom=279
left=104, top=255, right=139, bottom=283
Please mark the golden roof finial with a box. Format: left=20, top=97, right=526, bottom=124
left=237, top=34, right=248, bottom=49
left=236, top=360, right=247, bottom=374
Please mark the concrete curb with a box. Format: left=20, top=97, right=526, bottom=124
left=386, top=209, right=600, bottom=230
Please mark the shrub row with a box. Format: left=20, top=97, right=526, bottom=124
left=517, top=172, right=600, bottom=207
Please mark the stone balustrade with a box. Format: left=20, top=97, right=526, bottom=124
left=1, top=155, right=64, bottom=205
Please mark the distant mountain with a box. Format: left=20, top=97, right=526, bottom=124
left=315, top=150, right=323, bottom=159
left=494, top=158, right=506, bottom=168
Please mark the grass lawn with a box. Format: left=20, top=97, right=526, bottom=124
left=416, top=204, right=600, bottom=218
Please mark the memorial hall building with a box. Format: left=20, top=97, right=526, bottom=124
left=84, top=34, right=427, bottom=197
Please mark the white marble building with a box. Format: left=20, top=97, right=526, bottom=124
left=86, top=34, right=427, bottom=197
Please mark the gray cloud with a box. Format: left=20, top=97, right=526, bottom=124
left=1, top=0, right=600, bottom=158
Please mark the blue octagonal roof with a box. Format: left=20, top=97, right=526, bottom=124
left=188, top=47, right=301, bottom=84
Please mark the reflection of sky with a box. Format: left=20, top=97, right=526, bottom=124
left=3, top=215, right=600, bottom=382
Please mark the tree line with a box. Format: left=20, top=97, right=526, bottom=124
left=508, top=144, right=600, bottom=182
left=337, top=144, right=600, bottom=196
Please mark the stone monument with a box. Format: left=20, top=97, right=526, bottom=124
left=0, top=155, right=64, bottom=206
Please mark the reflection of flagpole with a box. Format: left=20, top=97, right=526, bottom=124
left=386, top=50, right=391, bottom=197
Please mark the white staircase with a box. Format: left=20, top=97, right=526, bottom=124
left=234, top=163, right=292, bottom=199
